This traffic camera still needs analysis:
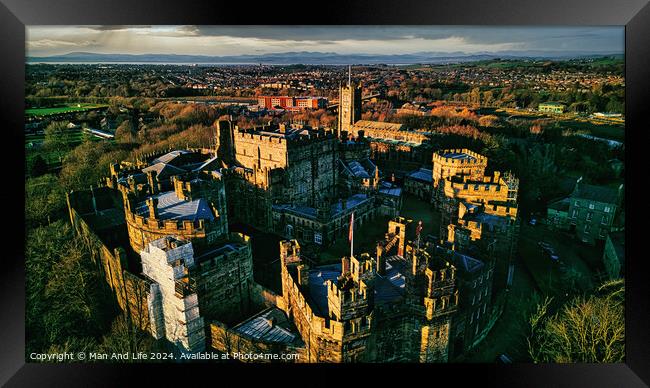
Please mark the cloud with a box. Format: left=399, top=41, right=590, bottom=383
left=25, top=25, right=624, bottom=57
left=28, top=39, right=95, bottom=48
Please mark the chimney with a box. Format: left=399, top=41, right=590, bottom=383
left=376, top=243, right=386, bottom=275
left=146, top=197, right=159, bottom=219
left=342, top=257, right=350, bottom=275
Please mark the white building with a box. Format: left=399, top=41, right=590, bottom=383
left=141, top=236, right=206, bottom=353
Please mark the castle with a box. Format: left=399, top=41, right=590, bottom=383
left=64, top=72, right=519, bottom=362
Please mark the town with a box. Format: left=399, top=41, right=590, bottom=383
left=25, top=56, right=625, bottom=363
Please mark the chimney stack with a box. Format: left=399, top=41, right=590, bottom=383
left=342, top=256, right=350, bottom=275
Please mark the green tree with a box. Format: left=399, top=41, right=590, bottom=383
left=25, top=174, right=67, bottom=228
left=29, top=154, right=48, bottom=177
left=43, top=121, right=75, bottom=159
left=26, top=221, right=115, bottom=355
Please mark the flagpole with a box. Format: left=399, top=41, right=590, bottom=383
left=350, top=211, right=354, bottom=258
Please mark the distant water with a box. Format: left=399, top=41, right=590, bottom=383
left=26, top=62, right=261, bottom=66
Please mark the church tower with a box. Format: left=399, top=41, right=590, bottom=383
left=337, top=65, right=362, bottom=138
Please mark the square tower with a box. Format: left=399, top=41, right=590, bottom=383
left=337, top=68, right=362, bottom=137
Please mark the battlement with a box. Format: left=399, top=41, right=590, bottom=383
left=233, top=123, right=335, bottom=147
left=432, top=148, right=488, bottom=166
left=126, top=210, right=207, bottom=234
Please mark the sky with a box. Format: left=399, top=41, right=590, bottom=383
left=26, top=26, right=624, bottom=57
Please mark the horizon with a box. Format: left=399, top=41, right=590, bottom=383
left=27, top=26, right=624, bottom=60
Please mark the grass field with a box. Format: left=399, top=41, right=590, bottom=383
left=25, top=103, right=108, bottom=117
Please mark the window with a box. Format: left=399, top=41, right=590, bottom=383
left=604, top=206, right=611, bottom=213
left=472, top=295, right=476, bottom=305
left=584, top=224, right=591, bottom=233
left=601, top=215, right=609, bottom=225
left=599, top=228, right=607, bottom=238
left=314, top=232, right=322, bottom=245
left=574, top=201, right=580, bottom=207
left=470, top=312, right=474, bottom=324
left=589, top=203, right=595, bottom=210
left=586, top=212, right=593, bottom=222
left=571, top=209, right=578, bottom=219
left=483, top=304, right=487, bottom=314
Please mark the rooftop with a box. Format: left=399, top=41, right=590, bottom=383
left=352, top=120, right=406, bottom=132
left=151, top=150, right=191, bottom=165
left=573, top=182, right=620, bottom=204
left=407, top=168, right=433, bottom=183
left=548, top=197, right=571, bottom=212
left=272, top=193, right=371, bottom=220
left=135, top=191, right=215, bottom=222
left=142, top=162, right=186, bottom=179
left=441, top=151, right=477, bottom=162
left=232, top=307, right=299, bottom=345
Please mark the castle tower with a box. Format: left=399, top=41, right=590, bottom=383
left=216, top=119, right=235, bottom=166
left=337, top=66, right=362, bottom=137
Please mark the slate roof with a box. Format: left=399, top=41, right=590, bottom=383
left=307, top=265, right=341, bottom=317
left=441, top=151, right=476, bottom=162
left=135, top=191, right=215, bottom=221
left=232, top=307, right=298, bottom=345
left=151, top=150, right=191, bottom=165
left=407, top=168, right=433, bottom=183
left=573, top=183, right=619, bottom=204
left=272, top=194, right=371, bottom=220
left=142, top=162, right=185, bottom=179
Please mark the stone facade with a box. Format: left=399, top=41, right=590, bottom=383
left=432, top=148, right=488, bottom=193
left=277, top=218, right=460, bottom=363
left=337, top=80, right=362, bottom=136
left=566, top=178, right=622, bottom=245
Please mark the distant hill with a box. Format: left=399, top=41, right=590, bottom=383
left=27, top=51, right=624, bottom=65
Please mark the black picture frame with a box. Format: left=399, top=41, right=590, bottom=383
left=2, top=0, right=648, bottom=386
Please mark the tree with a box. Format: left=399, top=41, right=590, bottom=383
left=25, top=174, right=66, bottom=228
left=43, top=121, right=75, bottom=159
left=29, top=154, right=48, bottom=177
left=115, top=120, right=136, bottom=143
left=26, top=221, right=115, bottom=355
left=99, top=314, right=157, bottom=361
left=527, top=279, right=624, bottom=363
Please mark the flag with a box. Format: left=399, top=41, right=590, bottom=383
left=416, top=220, right=423, bottom=237
left=348, top=212, right=355, bottom=242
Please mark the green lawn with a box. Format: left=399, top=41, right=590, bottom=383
left=25, top=103, right=108, bottom=117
